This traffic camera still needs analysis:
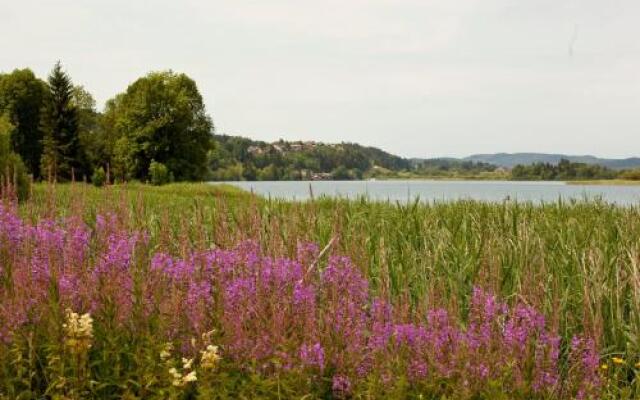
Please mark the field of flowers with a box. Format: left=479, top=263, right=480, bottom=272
left=1, top=183, right=640, bottom=399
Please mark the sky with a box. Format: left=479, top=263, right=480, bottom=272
left=1, top=0, right=639, bottom=159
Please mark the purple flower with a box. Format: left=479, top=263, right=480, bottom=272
left=299, top=343, right=325, bottom=371
left=332, top=375, right=352, bottom=398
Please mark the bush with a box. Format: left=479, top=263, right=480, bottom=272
left=149, top=160, right=172, bottom=185
left=91, top=167, right=107, bottom=187
left=620, top=168, right=640, bottom=180
left=0, top=115, right=30, bottom=200
left=0, top=153, right=30, bottom=200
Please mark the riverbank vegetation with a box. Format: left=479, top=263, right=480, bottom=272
left=1, top=182, right=640, bottom=398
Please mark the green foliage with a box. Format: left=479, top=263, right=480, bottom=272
left=91, top=166, right=106, bottom=187
left=40, top=62, right=85, bottom=181
left=0, top=114, right=30, bottom=199
left=149, top=160, right=172, bottom=185
left=331, top=165, right=361, bottom=180
left=208, top=135, right=410, bottom=181
left=7, top=182, right=640, bottom=398
left=0, top=68, right=49, bottom=177
left=74, top=85, right=103, bottom=176
left=619, top=168, right=640, bottom=180
left=511, top=158, right=618, bottom=180
left=103, top=71, right=213, bottom=182
left=411, top=158, right=499, bottom=176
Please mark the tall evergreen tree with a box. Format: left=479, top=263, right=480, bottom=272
left=40, top=62, right=83, bottom=181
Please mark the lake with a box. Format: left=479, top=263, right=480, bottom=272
left=215, top=180, right=640, bottom=205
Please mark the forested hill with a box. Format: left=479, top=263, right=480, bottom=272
left=208, top=135, right=410, bottom=181
left=464, top=153, right=640, bottom=170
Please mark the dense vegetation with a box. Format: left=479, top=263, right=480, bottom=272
left=0, top=64, right=213, bottom=188
left=1, top=183, right=639, bottom=398
left=511, top=159, right=620, bottom=180
left=208, top=135, right=411, bottom=181
left=406, top=158, right=505, bottom=179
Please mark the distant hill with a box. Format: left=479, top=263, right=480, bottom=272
left=210, top=135, right=640, bottom=181
left=209, top=135, right=410, bottom=180
left=463, top=153, right=640, bottom=170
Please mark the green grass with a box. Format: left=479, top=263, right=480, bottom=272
left=19, top=183, right=640, bottom=360
left=566, top=179, right=640, bottom=185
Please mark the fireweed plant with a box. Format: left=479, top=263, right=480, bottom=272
left=0, top=195, right=608, bottom=400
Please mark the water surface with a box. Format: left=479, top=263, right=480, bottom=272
left=215, top=180, right=640, bottom=205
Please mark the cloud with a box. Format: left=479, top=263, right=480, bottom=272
left=1, top=0, right=638, bottom=158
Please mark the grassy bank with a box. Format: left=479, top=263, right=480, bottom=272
left=566, top=179, right=640, bottom=186
left=2, top=183, right=640, bottom=398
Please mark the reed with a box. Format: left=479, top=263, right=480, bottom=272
left=2, top=182, right=639, bottom=398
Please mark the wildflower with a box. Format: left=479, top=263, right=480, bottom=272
left=600, top=364, right=608, bottom=371
left=200, top=345, right=221, bottom=370
left=332, top=375, right=352, bottom=398
left=62, top=309, right=93, bottom=352
left=160, top=343, right=173, bottom=360
left=299, top=343, right=325, bottom=371
left=182, top=357, right=194, bottom=370
left=169, top=366, right=198, bottom=387
left=183, top=370, right=197, bottom=383
left=169, top=367, right=182, bottom=386
left=201, top=329, right=216, bottom=342
left=612, top=357, right=625, bottom=365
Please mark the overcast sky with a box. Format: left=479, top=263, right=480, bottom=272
left=1, top=0, right=638, bottom=158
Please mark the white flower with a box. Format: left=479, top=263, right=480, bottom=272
left=183, top=370, right=197, bottom=383
left=160, top=343, right=173, bottom=361
left=182, top=357, right=194, bottom=370
left=63, top=308, right=93, bottom=351
left=169, top=366, right=197, bottom=386
left=200, top=344, right=221, bottom=370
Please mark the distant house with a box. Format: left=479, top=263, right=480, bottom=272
left=290, top=143, right=304, bottom=151
left=311, top=172, right=332, bottom=181
left=247, top=145, right=264, bottom=155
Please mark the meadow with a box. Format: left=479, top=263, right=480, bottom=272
left=1, top=182, right=640, bottom=399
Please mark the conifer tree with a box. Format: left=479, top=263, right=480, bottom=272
left=40, top=62, right=83, bottom=181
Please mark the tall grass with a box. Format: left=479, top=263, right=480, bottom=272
left=2, top=182, right=640, bottom=398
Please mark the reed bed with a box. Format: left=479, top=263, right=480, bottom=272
left=1, top=182, right=639, bottom=398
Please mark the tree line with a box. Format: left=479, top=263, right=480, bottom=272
left=2, top=63, right=639, bottom=199
left=0, top=63, right=212, bottom=197
left=208, top=135, right=410, bottom=181
left=0, top=63, right=414, bottom=195
left=511, top=159, right=621, bottom=180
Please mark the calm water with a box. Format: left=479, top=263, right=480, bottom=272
left=216, top=180, right=640, bottom=205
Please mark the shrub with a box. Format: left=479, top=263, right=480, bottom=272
left=91, top=166, right=107, bottom=187
left=619, top=168, right=640, bottom=180
left=0, top=115, right=30, bottom=200
left=149, top=160, right=171, bottom=185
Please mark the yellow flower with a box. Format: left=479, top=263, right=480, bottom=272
left=200, top=344, right=221, bottom=370
left=182, top=370, right=197, bottom=383
left=182, top=357, right=194, bottom=370
left=612, top=357, right=625, bottom=365
left=63, top=308, right=93, bottom=352
left=600, top=364, right=608, bottom=371
left=160, top=343, right=173, bottom=361
left=169, top=366, right=197, bottom=387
